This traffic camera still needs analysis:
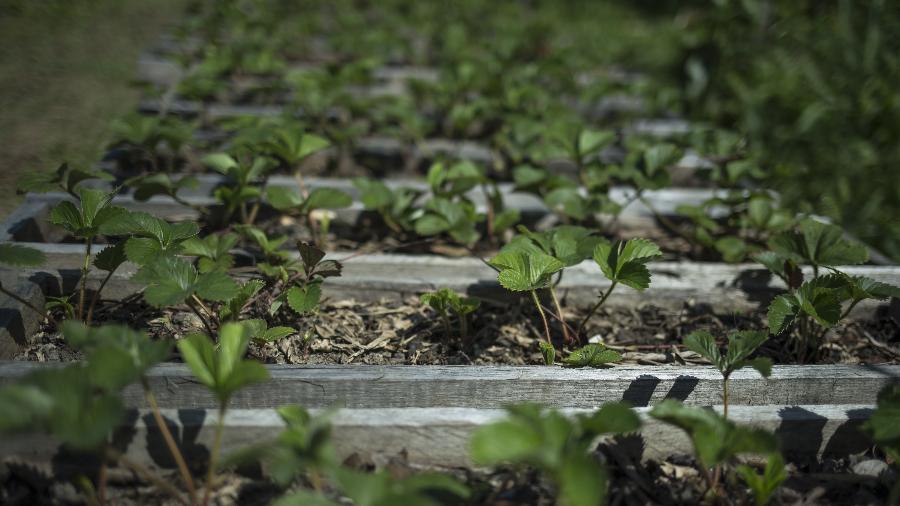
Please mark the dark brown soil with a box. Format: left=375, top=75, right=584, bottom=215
left=2, top=443, right=894, bottom=505
left=16, top=292, right=900, bottom=366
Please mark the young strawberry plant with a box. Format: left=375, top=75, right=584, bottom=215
left=132, top=256, right=239, bottom=336
left=420, top=287, right=480, bottom=341
left=265, top=185, right=352, bottom=247
left=177, top=323, right=270, bottom=505
left=683, top=330, right=772, bottom=418
left=577, top=238, right=662, bottom=336
left=757, top=218, right=900, bottom=361
left=489, top=248, right=564, bottom=364
left=353, top=177, right=422, bottom=233
left=203, top=153, right=275, bottom=227
left=470, top=402, right=640, bottom=506
left=649, top=400, right=783, bottom=502
left=229, top=406, right=470, bottom=506
left=0, top=322, right=201, bottom=505
left=48, top=187, right=132, bottom=322
left=503, top=225, right=603, bottom=343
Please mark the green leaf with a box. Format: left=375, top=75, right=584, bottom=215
left=470, top=417, right=544, bottom=466
left=683, top=330, right=722, bottom=369
left=558, top=452, right=607, bottom=506
left=724, top=330, right=769, bottom=367
left=0, top=243, right=46, bottom=267
left=133, top=256, right=238, bottom=306
left=578, top=129, right=615, bottom=156
left=649, top=400, right=777, bottom=468
left=592, top=238, right=661, bottom=290
left=195, top=270, right=241, bottom=302
left=863, top=385, right=900, bottom=460
left=266, top=186, right=305, bottom=211
left=563, top=344, right=622, bottom=368
left=489, top=250, right=565, bottom=292
left=767, top=293, right=800, bottom=335
left=303, top=188, right=353, bottom=211
left=737, top=453, right=786, bottom=506
left=578, top=402, right=641, bottom=435
left=182, top=233, right=238, bottom=273
left=94, top=242, right=127, bottom=272
left=769, top=218, right=868, bottom=268
left=287, top=282, right=322, bottom=314
left=203, top=153, right=239, bottom=175
left=177, top=323, right=269, bottom=405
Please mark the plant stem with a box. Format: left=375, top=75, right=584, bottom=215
left=548, top=286, right=572, bottom=344
left=0, top=283, right=58, bottom=327
left=143, top=379, right=199, bottom=505
left=576, top=281, right=617, bottom=337
left=202, top=406, right=226, bottom=506
left=187, top=297, right=215, bottom=338
left=108, top=448, right=190, bottom=506
left=86, top=268, right=117, bottom=324
left=723, top=376, right=730, bottom=420
left=459, top=313, right=469, bottom=341
left=78, top=237, right=93, bottom=321
left=530, top=289, right=552, bottom=345
left=97, top=458, right=108, bottom=506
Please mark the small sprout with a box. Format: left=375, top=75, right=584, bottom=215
left=240, top=319, right=295, bottom=343
left=284, top=242, right=342, bottom=316
left=420, top=288, right=480, bottom=341
left=683, top=330, right=772, bottom=418
left=220, top=279, right=265, bottom=321
left=563, top=343, right=621, bottom=368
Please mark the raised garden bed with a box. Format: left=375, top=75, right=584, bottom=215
left=2, top=3, right=899, bottom=505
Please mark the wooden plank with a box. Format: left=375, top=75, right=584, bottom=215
left=1, top=362, right=897, bottom=410
left=0, top=405, right=877, bottom=471
left=0, top=281, right=45, bottom=359
left=3, top=241, right=897, bottom=312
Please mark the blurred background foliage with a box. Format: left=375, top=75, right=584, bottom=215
left=662, top=0, right=900, bottom=261
left=1, top=0, right=898, bottom=260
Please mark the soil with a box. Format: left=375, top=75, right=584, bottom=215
left=2, top=442, right=894, bottom=505
left=16, top=292, right=900, bottom=367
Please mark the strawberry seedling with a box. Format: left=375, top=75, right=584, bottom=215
left=420, top=287, right=480, bottom=341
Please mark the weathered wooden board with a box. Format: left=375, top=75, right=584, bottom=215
left=2, top=362, right=897, bottom=410
left=0, top=184, right=734, bottom=243
left=0, top=404, right=877, bottom=472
